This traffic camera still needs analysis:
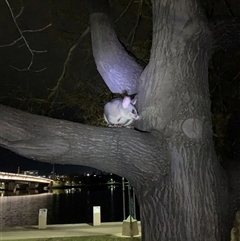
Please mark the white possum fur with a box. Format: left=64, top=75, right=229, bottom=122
left=104, top=96, right=139, bottom=127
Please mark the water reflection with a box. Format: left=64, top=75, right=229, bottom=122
left=0, top=192, right=53, bottom=228
left=51, top=188, right=82, bottom=194
left=109, top=184, right=117, bottom=221
left=0, top=186, right=139, bottom=228
left=0, top=189, right=41, bottom=196
left=0, top=187, right=84, bottom=197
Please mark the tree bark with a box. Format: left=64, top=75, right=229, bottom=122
left=88, top=0, right=143, bottom=95
left=0, top=104, right=169, bottom=184
left=133, top=142, right=228, bottom=241
left=134, top=0, right=228, bottom=240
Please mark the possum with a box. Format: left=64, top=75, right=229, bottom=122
left=104, top=96, right=139, bottom=127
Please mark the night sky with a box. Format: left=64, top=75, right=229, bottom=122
left=0, top=147, right=99, bottom=175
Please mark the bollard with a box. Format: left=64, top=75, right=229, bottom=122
left=122, top=215, right=139, bottom=236
left=38, top=208, right=47, bottom=229
left=93, top=206, right=101, bottom=226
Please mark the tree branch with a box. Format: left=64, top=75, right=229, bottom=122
left=209, top=16, right=240, bottom=50
left=0, top=0, right=51, bottom=72
left=0, top=105, right=169, bottom=183
left=47, top=27, right=90, bottom=103
left=88, top=0, right=143, bottom=95
left=114, top=0, right=134, bottom=24
left=127, top=0, right=143, bottom=50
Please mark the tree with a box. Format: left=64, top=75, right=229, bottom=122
left=0, top=0, right=240, bottom=240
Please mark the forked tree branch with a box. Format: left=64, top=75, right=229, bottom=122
left=47, top=27, right=90, bottom=103
left=0, top=0, right=51, bottom=72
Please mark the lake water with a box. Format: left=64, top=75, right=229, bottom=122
left=0, top=186, right=140, bottom=227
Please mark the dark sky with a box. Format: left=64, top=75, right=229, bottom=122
left=0, top=147, right=100, bottom=175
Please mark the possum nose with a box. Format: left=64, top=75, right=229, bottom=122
left=134, top=115, right=140, bottom=120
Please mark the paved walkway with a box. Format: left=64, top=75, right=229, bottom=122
left=0, top=222, right=141, bottom=240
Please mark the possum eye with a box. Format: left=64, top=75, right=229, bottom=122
left=131, top=109, right=136, bottom=114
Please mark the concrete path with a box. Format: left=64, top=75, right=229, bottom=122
left=0, top=222, right=141, bottom=240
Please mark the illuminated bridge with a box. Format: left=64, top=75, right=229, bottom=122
left=0, top=171, right=53, bottom=191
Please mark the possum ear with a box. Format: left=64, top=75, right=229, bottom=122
left=122, top=96, right=131, bottom=108
left=131, top=97, right=137, bottom=105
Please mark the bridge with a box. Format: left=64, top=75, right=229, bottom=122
left=0, top=171, right=53, bottom=191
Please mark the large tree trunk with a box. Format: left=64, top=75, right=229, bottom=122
left=133, top=146, right=228, bottom=241
left=134, top=0, right=229, bottom=240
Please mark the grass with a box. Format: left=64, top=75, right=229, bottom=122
left=7, top=236, right=141, bottom=241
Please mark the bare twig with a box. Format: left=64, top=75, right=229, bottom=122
left=1, top=0, right=52, bottom=72
left=10, top=65, right=47, bottom=72
left=222, top=0, right=234, bottom=16
left=233, top=71, right=240, bottom=81
left=15, top=6, right=24, bottom=19
left=127, top=0, right=143, bottom=50
left=47, top=27, right=90, bottom=103
left=22, top=23, right=52, bottom=33
left=114, top=0, right=134, bottom=23
left=31, top=50, right=48, bottom=53
left=0, top=37, right=22, bottom=47
left=210, top=17, right=240, bottom=50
